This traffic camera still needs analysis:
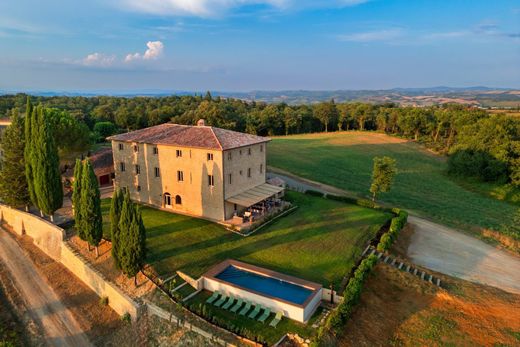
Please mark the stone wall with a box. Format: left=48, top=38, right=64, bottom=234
left=0, top=203, right=140, bottom=319
left=60, top=244, right=140, bottom=317
left=0, top=205, right=64, bottom=260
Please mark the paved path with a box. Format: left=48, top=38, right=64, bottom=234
left=0, top=230, right=92, bottom=347
left=268, top=168, right=520, bottom=295
left=407, top=216, right=520, bottom=295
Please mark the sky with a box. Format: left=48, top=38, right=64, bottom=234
left=0, top=0, right=519, bottom=92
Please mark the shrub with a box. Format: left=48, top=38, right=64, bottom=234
left=377, top=210, right=408, bottom=252
left=305, top=189, right=325, bottom=197
left=99, top=296, right=109, bottom=306
left=120, top=312, right=131, bottom=323
left=316, top=254, right=378, bottom=343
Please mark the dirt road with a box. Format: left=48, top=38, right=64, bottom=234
left=0, top=230, right=92, bottom=347
left=407, top=216, right=520, bottom=295
left=268, top=168, right=520, bottom=295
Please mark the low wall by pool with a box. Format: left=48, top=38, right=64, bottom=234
left=202, top=259, right=322, bottom=323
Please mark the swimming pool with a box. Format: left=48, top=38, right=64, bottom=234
left=202, top=259, right=323, bottom=322
left=215, top=265, right=313, bottom=305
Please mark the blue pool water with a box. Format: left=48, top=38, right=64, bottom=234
left=215, top=265, right=313, bottom=305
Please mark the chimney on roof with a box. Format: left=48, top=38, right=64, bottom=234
left=197, top=119, right=206, bottom=126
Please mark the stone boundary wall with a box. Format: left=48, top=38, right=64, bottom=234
left=0, top=203, right=140, bottom=319
left=60, top=243, right=140, bottom=317
left=0, top=205, right=64, bottom=260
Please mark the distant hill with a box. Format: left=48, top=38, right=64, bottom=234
left=1, top=87, right=519, bottom=107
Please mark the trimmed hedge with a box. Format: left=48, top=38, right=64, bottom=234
left=314, top=254, right=379, bottom=345
left=376, top=210, right=408, bottom=252
left=323, top=194, right=377, bottom=209
left=305, top=189, right=325, bottom=197
left=189, top=302, right=267, bottom=345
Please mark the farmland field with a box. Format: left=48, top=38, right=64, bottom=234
left=268, top=131, right=518, bottom=231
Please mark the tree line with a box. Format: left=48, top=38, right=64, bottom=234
left=1, top=93, right=518, bottom=186
left=0, top=97, right=146, bottom=284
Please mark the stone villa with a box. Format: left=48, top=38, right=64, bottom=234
left=108, top=120, right=284, bottom=221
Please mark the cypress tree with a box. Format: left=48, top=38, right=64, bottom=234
left=79, top=159, right=103, bottom=257
left=109, top=188, right=124, bottom=269
left=32, top=106, right=63, bottom=220
left=72, top=159, right=85, bottom=240
left=0, top=110, right=31, bottom=208
left=118, top=191, right=147, bottom=285
left=24, top=98, right=37, bottom=208
left=118, top=191, right=134, bottom=276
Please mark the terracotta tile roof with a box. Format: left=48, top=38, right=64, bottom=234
left=63, top=148, right=114, bottom=179
left=89, top=147, right=114, bottom=176
left=107, top=123, right=269, bottom=150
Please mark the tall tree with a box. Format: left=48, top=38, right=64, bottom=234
left=110, top=188, right=124, bottom=269
left=32, top=106, right=63, bottom=221
left=0, top=110, right=31, bottom=209
left=314, top=100, right=338, bottom=132
left=24, top=98, right=38, bottom=208
left=72, top=159, right=85, bottom=239
left=118, top=192, right=146, bottom=285
left=79, top=159, right=103, bottom=257
left=370, top=156, right=397, bottom=202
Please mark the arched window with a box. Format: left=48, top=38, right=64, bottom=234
left=175, top=195, right=182, bottom=205
left=164, top=193, right=172, bottom=207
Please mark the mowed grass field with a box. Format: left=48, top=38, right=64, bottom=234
left=101, top=191, right=390, bottom=285
left=268, top=131, right=517, bottom=231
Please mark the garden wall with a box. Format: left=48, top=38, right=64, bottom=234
left=61, top=243, right=140, bottom=317
left=0, top=203, right=140, bottom=319
left=0, top=204, right=64, bottom=260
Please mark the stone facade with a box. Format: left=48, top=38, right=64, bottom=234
left=110, top=123, right=269, bottom=221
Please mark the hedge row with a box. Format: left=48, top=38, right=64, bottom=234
left=314, top=254, right=379, bottom=345
left=189, top=302, right=268, bottom=346
left=376, top=209, right=408, bottom=252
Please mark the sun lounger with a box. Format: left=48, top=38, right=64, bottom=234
left=205, top=291, right=220, bottom=305
left=239, top=301, right=252, bottom=316
left=222, top=296, right=235, bottom=310
left=248, top=304, right=262, bottom=319
left=258, top=307, right=271, bottom=323
left=213, top=294, right=227, bottom=307
left=230, top=298, right=244, bottom=313
left=269, top=312, right=283, bottom=327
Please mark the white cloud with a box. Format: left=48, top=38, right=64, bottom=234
left=120, top=0, right=369, bottom=17
left=82, top=53, right=116, bottom=67
left=125, top=41, right=164, bottom=62
left=338, top=29, right=403, bottom=42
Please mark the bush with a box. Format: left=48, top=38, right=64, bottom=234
left=448, top=149, right=509, bottom=183
left=305, top=189, right=325, bottom=197
left=120, top=312, right=131, bottom=323
left=316, top=255, right=378, bottom=343
left=99, top=296, right=109, bottom=306
left=326, top=194, right=376, bottom=209
left=377, top=210, right=408, bottom=252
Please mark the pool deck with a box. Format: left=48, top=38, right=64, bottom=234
left=202, top=259, right=322, bottom=310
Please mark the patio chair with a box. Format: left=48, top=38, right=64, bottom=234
left=248, top=304, right=262, bottom=319
left=239, top=301, right=252, bottom=316
left=205, top=291, right=220, bottom=305
left=213, top=294, right=228, bottom=307
left=258, top=307, right=271, bottom=323
left=222, top=296, right=235, bottom=310
left=230, top=298, right=244, bottom=313
left=269, top=312, right=283, bottom=328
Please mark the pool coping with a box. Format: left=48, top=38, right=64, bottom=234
left=202, top=259, right=322, bottom=309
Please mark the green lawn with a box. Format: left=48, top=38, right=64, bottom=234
left=267, top=131, right=518, bottom=232
left=101, top=191, right=389, bottom=285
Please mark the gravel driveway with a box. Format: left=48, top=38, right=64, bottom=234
left=0, top=229, right=92, bottom=347
left=407, top=216, right=520, bottom=295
